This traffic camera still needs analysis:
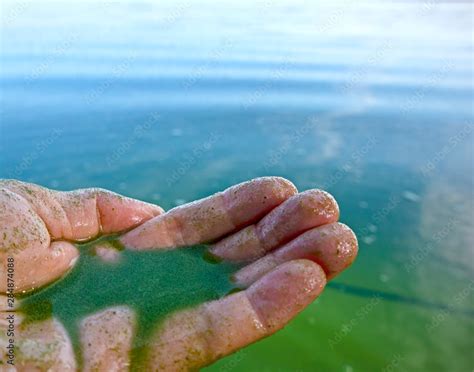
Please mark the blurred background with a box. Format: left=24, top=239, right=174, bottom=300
left=1, top=1, right=473, bottom=371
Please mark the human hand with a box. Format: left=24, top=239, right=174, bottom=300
left=0, top=177, right=357, bottom=371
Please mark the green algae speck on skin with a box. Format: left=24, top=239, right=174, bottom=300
left=19, top=235, right=241, bottom=369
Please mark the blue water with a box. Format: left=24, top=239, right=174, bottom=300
left=1, top=1, right=473, bottom=371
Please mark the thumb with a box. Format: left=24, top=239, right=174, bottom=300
left=0, top=180, right=164, bottom=293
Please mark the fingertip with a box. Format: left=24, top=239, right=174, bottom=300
left=314, top=222, right=358, bottom=279
left=97, top=192, right=164, bottom=234
left=141, top=200, right=165, bottom=216
left=268, top=176, right=299, bottom=198
left=50, top=241, right=80, bottom=271
left=222, top=177, right=298, bottom=227
left=337, top=222, right=359, bottom=260
left=298, top=189, right=340, bottom=223
left=275, top=222, right=358, bottom=280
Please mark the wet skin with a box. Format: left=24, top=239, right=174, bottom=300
left=0, top=177, right=358, bottom=371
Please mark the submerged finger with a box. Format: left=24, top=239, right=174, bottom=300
left=80, top=306, right=136, bottom=372
left=234, top=222, right=358, bottom=287
left=143, top=260, right=325, bottom=370
left=0, top=316, right=76, bottom=370
left=121, top=177, right=297, bottom=250
left=210, top=189, right=339, bottom=262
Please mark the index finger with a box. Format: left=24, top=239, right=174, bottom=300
left=121, top=177, right=297, bottom=249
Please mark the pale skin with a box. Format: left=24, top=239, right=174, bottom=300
left=0, top=177, right=358, bottom=371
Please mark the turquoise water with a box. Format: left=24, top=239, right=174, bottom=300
left=1, top=1, right=473, bottom=371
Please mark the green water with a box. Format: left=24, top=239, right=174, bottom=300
left=20, top=236, right=239, bottom=369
